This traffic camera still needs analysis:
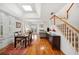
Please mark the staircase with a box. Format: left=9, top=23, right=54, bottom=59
left=53, top=15, right=79, bottom=54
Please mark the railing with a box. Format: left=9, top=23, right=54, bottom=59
left=53, top=15, right=79, bottom=53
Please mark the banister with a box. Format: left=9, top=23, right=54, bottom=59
left=56, top=15, right=79, bottom=33
left=55, top=15, right=79, bottom=33
left=50, top=15, right=79, bottom=53
left=67, top=3, right=74, bottom=13
left=67, top=3, right=74, bottom=19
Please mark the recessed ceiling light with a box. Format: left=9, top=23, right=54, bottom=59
left=22, top=5, right=32, bottom=11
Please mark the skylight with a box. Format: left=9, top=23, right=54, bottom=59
left=22, top=5, right=32, bottom=11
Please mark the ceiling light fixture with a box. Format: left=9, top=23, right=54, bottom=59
left=22, top=5, right=32, bottom=11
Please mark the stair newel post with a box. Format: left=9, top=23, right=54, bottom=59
left=54, top=15, right=56, bottom=25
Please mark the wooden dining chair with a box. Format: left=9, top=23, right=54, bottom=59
left=14, top=31, right=26, bottom=48
left=28, top=31, right=32, bottom=46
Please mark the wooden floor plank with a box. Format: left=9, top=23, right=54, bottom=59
left=0, top=38, right=64, bottom=55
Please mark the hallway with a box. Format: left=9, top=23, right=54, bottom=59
left=0, top=38, right=63, bottom=55
left=0, top=3, right=79, bottom=55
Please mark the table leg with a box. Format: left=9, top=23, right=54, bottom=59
left=14, top=37, right=16, bottom=48
left=25, top=38, right=27, bottom=48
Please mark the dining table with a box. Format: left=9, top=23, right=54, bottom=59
left=14, top=35, right=29, bottom=48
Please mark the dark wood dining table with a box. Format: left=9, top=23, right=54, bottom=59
left=14, top=35, right=28, bottom=48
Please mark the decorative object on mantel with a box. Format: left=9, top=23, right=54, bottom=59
left=16, top=22, right=21, bottom=28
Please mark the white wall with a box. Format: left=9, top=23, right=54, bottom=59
left=56, top=3, right=79, bottom=29
left=0, top=11, right=14, bottom=49
left=68, top=3, right=79, bottom=28
left=0, top=11, right=23, bottom=49
left=56, top=4, right=71, bottom=18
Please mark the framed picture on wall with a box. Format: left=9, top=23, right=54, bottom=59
left=16, top=22, right=21, bottom=28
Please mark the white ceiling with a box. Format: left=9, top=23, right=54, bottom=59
left=0, top=3, right=66, bottom=21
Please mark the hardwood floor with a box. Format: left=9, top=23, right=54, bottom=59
left=0, top=38, right=64, bottom=55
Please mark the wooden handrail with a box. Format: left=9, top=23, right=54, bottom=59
left=67, top=3, right=74, bottom=12
left=55, top=15, right=79, bottom=33
left=67, top=3, right=74, bottom=13
left=67, top=3, right=74, bottom=19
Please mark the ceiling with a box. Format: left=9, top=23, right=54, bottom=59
left=0, top=3, right=66, bottom=21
